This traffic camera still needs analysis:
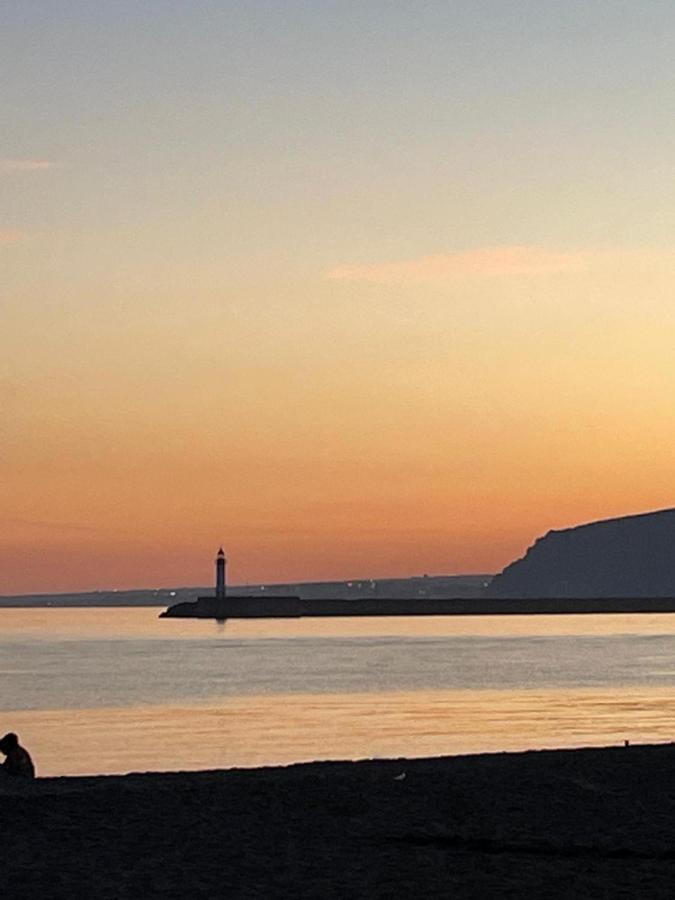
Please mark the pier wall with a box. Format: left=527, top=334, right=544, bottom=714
left=160, top=595, right=675, bottom=619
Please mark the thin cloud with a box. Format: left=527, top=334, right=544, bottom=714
left=0, top=230, right=23, bottom=244
left=6, top=517, right=98, bottom=534
left=0, top=159, right=55, bottom=172
left=326, top=246, right=588, bottom=285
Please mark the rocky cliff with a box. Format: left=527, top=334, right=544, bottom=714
left=486, top=508, right=675, bottom=598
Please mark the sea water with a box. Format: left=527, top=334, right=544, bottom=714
left=2, top=607, right=675, bottom=776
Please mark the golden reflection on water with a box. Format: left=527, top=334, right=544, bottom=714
left=3, top=607, right=675, bottom=640
left=5, top=687, right=675, bottom=778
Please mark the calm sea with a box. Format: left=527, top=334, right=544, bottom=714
left=2, top=608, right=675, bottom=777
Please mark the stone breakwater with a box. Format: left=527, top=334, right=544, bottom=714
left=160, top=594, right=675, bottom=618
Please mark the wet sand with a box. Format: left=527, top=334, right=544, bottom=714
left=3, top=744, right=675, bottom=898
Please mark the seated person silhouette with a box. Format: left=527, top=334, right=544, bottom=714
left=0, top=732, right=35, bottom=779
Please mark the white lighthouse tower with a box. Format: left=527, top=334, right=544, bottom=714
left=215, top=547, right=227, bottom=599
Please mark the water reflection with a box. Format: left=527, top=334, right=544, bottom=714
left=3, top=608, right=675, bottom=777
left=3, top=607, right=675, bottom=641
left=4, top=687, right=675, bottom=778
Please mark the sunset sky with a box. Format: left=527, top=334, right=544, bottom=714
left=4, top=2, right=675, bottom=593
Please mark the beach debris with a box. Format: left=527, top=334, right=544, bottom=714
left=394, top=772, right=406, bottom=781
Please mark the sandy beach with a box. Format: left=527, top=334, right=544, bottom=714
left=3, top=744, right=675, bottom=898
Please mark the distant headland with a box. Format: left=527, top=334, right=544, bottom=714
left=487, top=506, right=675, bottom=599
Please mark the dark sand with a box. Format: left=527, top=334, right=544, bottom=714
left=3, top=744, right=675, bottom=898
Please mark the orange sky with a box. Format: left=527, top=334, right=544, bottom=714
left=5, top=252, right=675, bottom=593
left=4, top=4, right=675, bottom=593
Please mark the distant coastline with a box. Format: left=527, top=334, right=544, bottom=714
left=0, top=575, right=490, bottom=608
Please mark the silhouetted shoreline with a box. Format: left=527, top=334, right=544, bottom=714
left=0, top=575, right=489, bottom=607
left=4, top=743, right=675, bottom=898
left=488, top=507, right=675, bottom=599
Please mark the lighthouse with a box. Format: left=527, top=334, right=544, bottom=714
left=159, top=548, right=301, bottom=618
left=215, top=547, right=227, bottom=599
